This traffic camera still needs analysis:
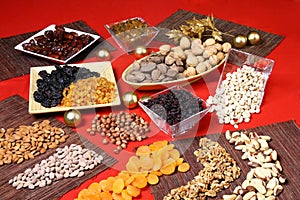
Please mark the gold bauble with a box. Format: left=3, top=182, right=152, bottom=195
left=233, top=34, right=247, bottom=48
left=96, top=49, right=110, bottom=60
left=122, top=92, right=138, bottom=109
left=64, top=109, right=82, bottom=127
left=139, top=95, right=151, bottom=103
left=247, top=31, right=261, bottom=45
left=133, top=46, right=148, bottom=58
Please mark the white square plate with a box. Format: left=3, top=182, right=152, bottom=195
left=15, top=24, right=100, bottom=64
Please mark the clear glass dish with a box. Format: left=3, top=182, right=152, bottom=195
left=216, top=48, right=275, bottom=108
left=138, top=85, right=210, bottom=137
left=105, top=17, right=159, bottom=52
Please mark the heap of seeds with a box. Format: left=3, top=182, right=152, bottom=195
left=164, top=138, right=240, bottom=199
left=9, top=144, right=103, bottom=190
left=223, top=130, right=286, bottom=200
left=0, top=120, right=68, bottom=165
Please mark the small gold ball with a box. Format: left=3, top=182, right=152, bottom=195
left=133, top=46, right=148, bottom=58
left=247, top=31, right=261, bottom=45
left=122, top=92, right=138, bottom=109
left=96, top=49, right=110, bottom=60
left=233, top=34, right=248, bottom=48
left=64, top=109, right=82, bottom=127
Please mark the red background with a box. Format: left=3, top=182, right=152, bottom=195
left=0, top=0, right=299, bottom=199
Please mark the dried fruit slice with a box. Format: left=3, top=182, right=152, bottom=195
left=126, top=185, right=141, bottom=197
left=140, top=156, right=154, bottom=170
left=121, top=190, right=133, bottom=200
left=78, top=188, right=94, bottom=200
left=160, top=163, right=176, bottom=175
left=126, top=160, right=139, bottom=173
left=178, top=162, right=190, bottom=172
left=112, top=192, right=125, bottom=200
left=131, top=174, right=148, bottom=189
left=136, top=145, right=151, bottom=156
left=147, top=173, right=159, bottom=185
left=99, top=191, right=112, bottom=200
left=168, top=149, right=180, bottom=160
left=176, top=157, right=184, bottom=166
left=113, top=178, right=125, bottom=194
left=124, top=175, right=135, bottom=186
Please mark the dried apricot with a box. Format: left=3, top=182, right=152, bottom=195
left=112, top=193, right=125, bottom=200
left=131, top=174, right=148, bottom=189
left=121, top=190, right=132, bottom=200
left=160, top=163, right=176, bottom=175
left=78, top=188, right=94, bottom=200
left=99, top=191, right=112, bottom=200
left=113, top=178, right=125, bottom=194
left=126, top=185, right=141, bottom=197
left=147, top=173, right=159, bottom=185
left=178, top=162, right=190, bottom=173
left=150, top=170, right=163, bottom=176
left=124, top=175, right=135, bottom=186
left=136, top=145, right=151, bottom=156
left=176, top=157, right=184, bottom=166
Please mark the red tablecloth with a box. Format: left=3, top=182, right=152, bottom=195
left=0, top=0, right=299, bottom=199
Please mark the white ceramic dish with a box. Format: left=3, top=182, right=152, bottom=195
left=15, top=24, right=100, bottom=64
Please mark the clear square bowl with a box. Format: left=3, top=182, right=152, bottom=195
left=105, top=17, right=159, bottom=52
left=138, top=85, right=210, bottom=138
left=217, top=48, right=275, bottom=108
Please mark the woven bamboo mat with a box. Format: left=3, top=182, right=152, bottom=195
left=150, top=120, right=300, bottom=199
left=0, top=95, right=117, bottom=200
left=0, top=20, right=115, bottom=82
left=156, top=9, right=284, bottom=57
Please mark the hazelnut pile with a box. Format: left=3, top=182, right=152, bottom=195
left=87, top=112, right=150, bottom=154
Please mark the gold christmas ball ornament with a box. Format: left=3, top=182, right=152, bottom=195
left=64, top=109, right=82, bottom=127
left=122, top=92, right=139, bottom=109
left=133, top=46, right=148, bottom=58
left=96, top=48, right=110, bottom=60
left=233, top=34, right=248, bottom=49
left=139, top=95, right=151, bottom=103
left=247, top=31, right=261, bottom=45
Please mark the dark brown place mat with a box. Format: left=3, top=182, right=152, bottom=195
left=155, top=9, right=284, bottom=57
left=0, top=95, right=117, bottom=200
left=0, top=20, right=115, bottom=82
left=150, top=120, right=300, bottom=199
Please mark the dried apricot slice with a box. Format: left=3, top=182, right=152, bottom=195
left=147, top=173, right=159, bottom=185
left=99, top=191, right=112, bottom=200
left=160, top=163, right=176, bottom=175
left=87, top=182, right=102, bottom=198
left=178, top=162, right=190, bottom=173
left=150, top=170, right=163, bottom=176
left=176, top=157, right=184, bottom=166
left=131, top=174, right=148, bottom=189
left=126, top=185, right=141, bottom=197
left=112, top=193, right=125, bottom=200
left=124, top=175, right=135, bottom=186
left=112, top=178, right=125, bottom=194
left=136, top=145, right=151, bottom=156
left=78, top=188, right=94, bottom=200
left=121, top=190, right=132, bottom=200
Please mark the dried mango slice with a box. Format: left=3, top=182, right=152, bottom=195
left=177, top=162, right=190, bottom=173
left=140, top=156, right=154, bottom=170
left=168, top=149, right=180, bottom=160
left=112, top=178, right=125, bottom=194
left=121, top=190, right=133, bottom=200
left=147, top=173, right=159, bottom=185
left=131, top=174, right=148, bottom=189
left=149, top=140, right=168, bottom=151
left=160, top=163, right=176, bottom=175
left=126, top=185, right=141, bottom=197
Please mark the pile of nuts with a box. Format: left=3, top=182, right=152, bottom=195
left=0, top=120, right=68, bottom=165
left=223, top=130, right=286, bottom=200
left=141, top=88, right=205, bottom=125
left=87, top=112, right=150, bottom=154
left=9, top=144, right=103, bottom=190
left=34, top=64, right=100, bottom=108
left=125, top=37, right=231, bottom=83
left=164, top=138, right=240, bottom=199
left=60, top=77, right=117, bottom=107
left=22, top=25, right=94, bottom=60
left=206, top=65, right=265, bottom=128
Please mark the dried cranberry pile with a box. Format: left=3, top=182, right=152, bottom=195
left=142, top=89, right=205, bottom=125
left=33, top=64, right=100, bottom=108
left=22, top=25, right=94, bottom=60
